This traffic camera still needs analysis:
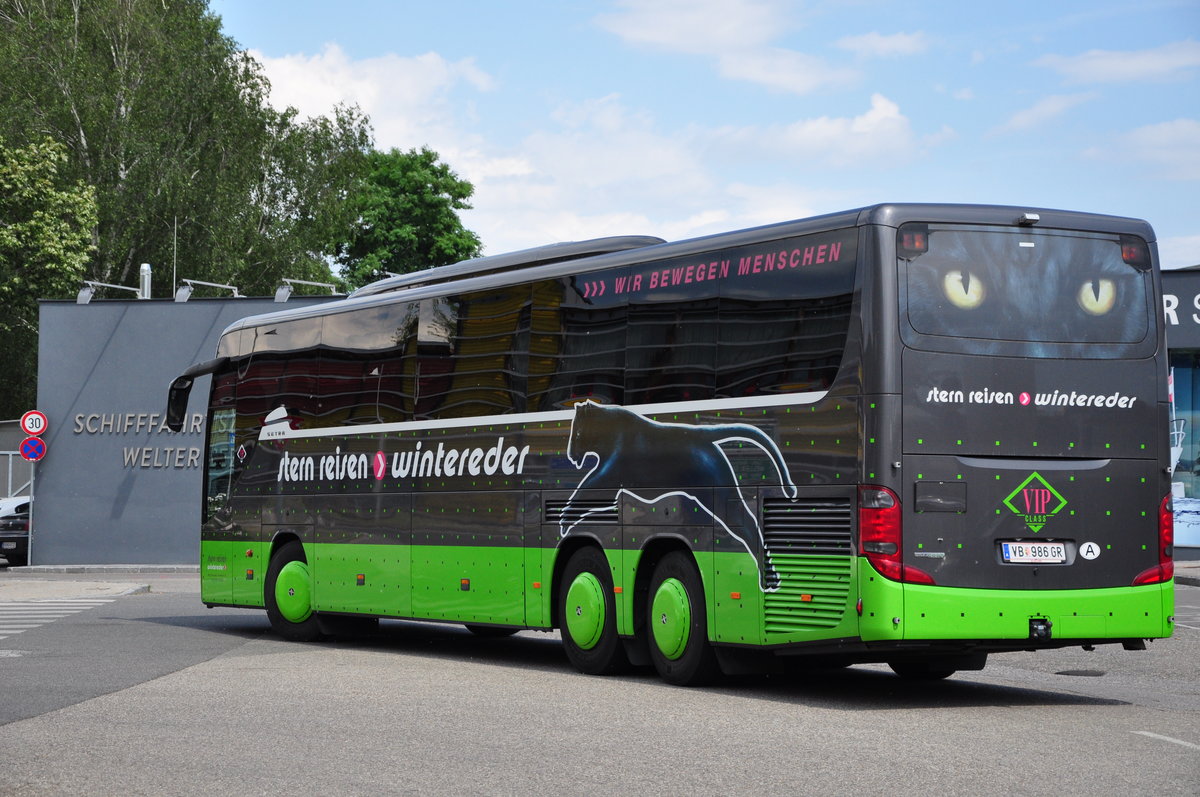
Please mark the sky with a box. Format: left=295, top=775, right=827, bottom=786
left=208, top=0, right=1200, bottom=268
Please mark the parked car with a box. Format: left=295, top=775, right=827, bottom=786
left=0, top=497, right=30, bottom=567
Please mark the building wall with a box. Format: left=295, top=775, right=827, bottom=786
left=33, top=296, right=331, bottom=564
left=1163, top=269, right=1200, bottom=548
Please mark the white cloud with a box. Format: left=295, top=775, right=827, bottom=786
left=993, top=92, right=1098, bottom=133
left=250, top=43, right=494, bottom=149
left=1121, top=118, right=1200, bottom=181
left=712, top=94, right=917, bottom=166
left=594, top=0, right=855, bottom=93
left=836, top=31, right=930, bottom=58
left=593, top=0, right=784, bottom=53
left=1035, top=40, right=1200, bottom=84
left=1159, top=235, right=1200, bottom=270
left=716, top=48, right=856, bottom=93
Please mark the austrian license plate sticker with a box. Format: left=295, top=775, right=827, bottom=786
left=1001, top=541, right=1067, bottom=564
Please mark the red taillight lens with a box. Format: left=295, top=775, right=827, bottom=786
left=1119, top=235, right=1150, bottom=269
left=1133, top=494, right=1174, bottom=585
left=859, top=485, right=935, bottom=585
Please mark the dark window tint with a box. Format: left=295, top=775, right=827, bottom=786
left=903, top=226, right=1151, bottom=348
left=626, top=299, right=716, bottom=404
left=717, top=294, right=851, bottom=397
left=414, top=286, right=532, bottom=420
left=530, top=280, right=626, bottom=410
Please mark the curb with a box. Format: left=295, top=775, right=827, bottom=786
left=10, top=565, right=199, bottom=575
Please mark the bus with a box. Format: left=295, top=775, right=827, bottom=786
left=167, top=203, right=1175, bottom=685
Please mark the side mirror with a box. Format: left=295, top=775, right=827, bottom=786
left=165, top=357, right=229, bottom=432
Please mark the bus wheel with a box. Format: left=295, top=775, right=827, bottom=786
left=558, top=546, right=628, bottom=675
left=888, top=659, right=957, bottom=680
left=265, top=540, right=322, bottom=642
left=647, top=551, right=719, bottom=686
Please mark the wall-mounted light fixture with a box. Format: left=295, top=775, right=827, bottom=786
left=273, top=278, right=343, bottom=303
left=174, top=279, right=243, bottom=302
left=76, top=280, right=144, bottom=304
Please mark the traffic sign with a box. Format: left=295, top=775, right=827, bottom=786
left=20, top=436, right=46, bottom=462
left=20, top=410, right=47, bottom=437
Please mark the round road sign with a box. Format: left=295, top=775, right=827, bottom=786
left=20, top=436, right=46, bottom=462
left=20, top=410, right=47, bottom=437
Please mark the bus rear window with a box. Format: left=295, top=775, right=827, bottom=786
left=901, top=225, right=1151, bottom=348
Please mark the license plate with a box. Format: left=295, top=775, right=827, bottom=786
left=1001, top=541, right=1066, bottom=564
left=1, top=542, right=15, bottom=550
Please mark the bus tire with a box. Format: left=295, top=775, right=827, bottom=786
left=558, top=546, right=629, bottom=675
left=265, top=540, right=322, bottom=642
left=647, top=551, right=719, bottom=686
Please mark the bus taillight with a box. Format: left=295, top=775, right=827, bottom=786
left=859, top=486, right=935, bottom=585
left=1133, top=494, right=1174, bottom=585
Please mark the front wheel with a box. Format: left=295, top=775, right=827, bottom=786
left=265, top=540, right=322, bottom=642
left=558, top=546, right=629, bottom=675
left=646, top=551, right=719, bottom=686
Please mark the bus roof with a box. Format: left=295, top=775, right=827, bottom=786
left=349, top=235, right=666, bottom=299
left=216, top=203, right=1155, bottom=345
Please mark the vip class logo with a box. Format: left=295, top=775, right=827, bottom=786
left=1003, top=472, right=1067, bottom=532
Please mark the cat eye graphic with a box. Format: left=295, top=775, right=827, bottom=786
left=942, top=270, right=985, bottom=309
left=1077, top=279, right=1115, bottom=315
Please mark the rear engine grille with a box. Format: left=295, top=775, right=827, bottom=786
left=762, top=497, right=853, bottom=634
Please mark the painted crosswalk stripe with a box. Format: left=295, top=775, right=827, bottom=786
left=0, top=598, right=115, bottom=640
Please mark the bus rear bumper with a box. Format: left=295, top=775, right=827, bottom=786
left=861, top=572, right=1175, bottom=643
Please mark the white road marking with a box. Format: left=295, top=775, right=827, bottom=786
left=0, top=599, right=114, bottom=641
left=1133, top=731, right=1200, bottom=751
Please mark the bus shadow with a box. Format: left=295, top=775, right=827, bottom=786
left=154, top=611, right=1128, bottom=709
left=710, top=667, right=1128, bottom=710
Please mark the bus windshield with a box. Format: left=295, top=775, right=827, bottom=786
left=902, top=225, right=1152, bottom=347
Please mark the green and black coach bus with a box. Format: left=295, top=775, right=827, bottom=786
left=167, top=203, right=1175, bottom=685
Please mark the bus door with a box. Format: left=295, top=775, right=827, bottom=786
left=200, top=371, right=237, bottom=606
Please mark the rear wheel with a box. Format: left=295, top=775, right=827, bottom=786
left=647, top=551, right=719, bottom=686
left=558, top=546, right=628, bottom=675
left=265, top=540, right=322, bottom=642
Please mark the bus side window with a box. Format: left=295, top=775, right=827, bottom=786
left=530, top=278, right=627, bottom=409
left=320, top=301, right=419, bottom=425
left=433, top=285, right=532, bottom=419
left=626, top=299, right=717, bottom=405
left=717, top=295, right=851, bottom=397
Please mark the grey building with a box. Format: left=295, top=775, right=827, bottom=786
left=31, top=295, right=330, bottom=564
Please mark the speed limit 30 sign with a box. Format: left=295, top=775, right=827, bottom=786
left=20, top=410, right=47, bottom=437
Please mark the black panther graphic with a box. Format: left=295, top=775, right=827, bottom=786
left=561, top=401, right=796, bottom=592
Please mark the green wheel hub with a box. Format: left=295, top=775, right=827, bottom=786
left=564, top=571, right=606, bottom=650
left=650, top=577, right=690, bottom=660
left=275, top=560, right=313, bottom=623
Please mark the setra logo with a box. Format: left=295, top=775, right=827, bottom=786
left=1002, top=472, right=1067, bottom=532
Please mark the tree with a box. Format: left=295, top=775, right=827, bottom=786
left=0, top=0, right=370, bottom=296
left=338, top=147, right=483, bottom=289
left=0, top=136, right=97, bottom=416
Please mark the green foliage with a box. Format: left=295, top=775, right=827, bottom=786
left=338, top=147, right=483, bottom=289
left=0, top=0, right=371, bottom=295
left=0, top=136, right=97, bottom=416
left=0, top=0, right=482, bottom=416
